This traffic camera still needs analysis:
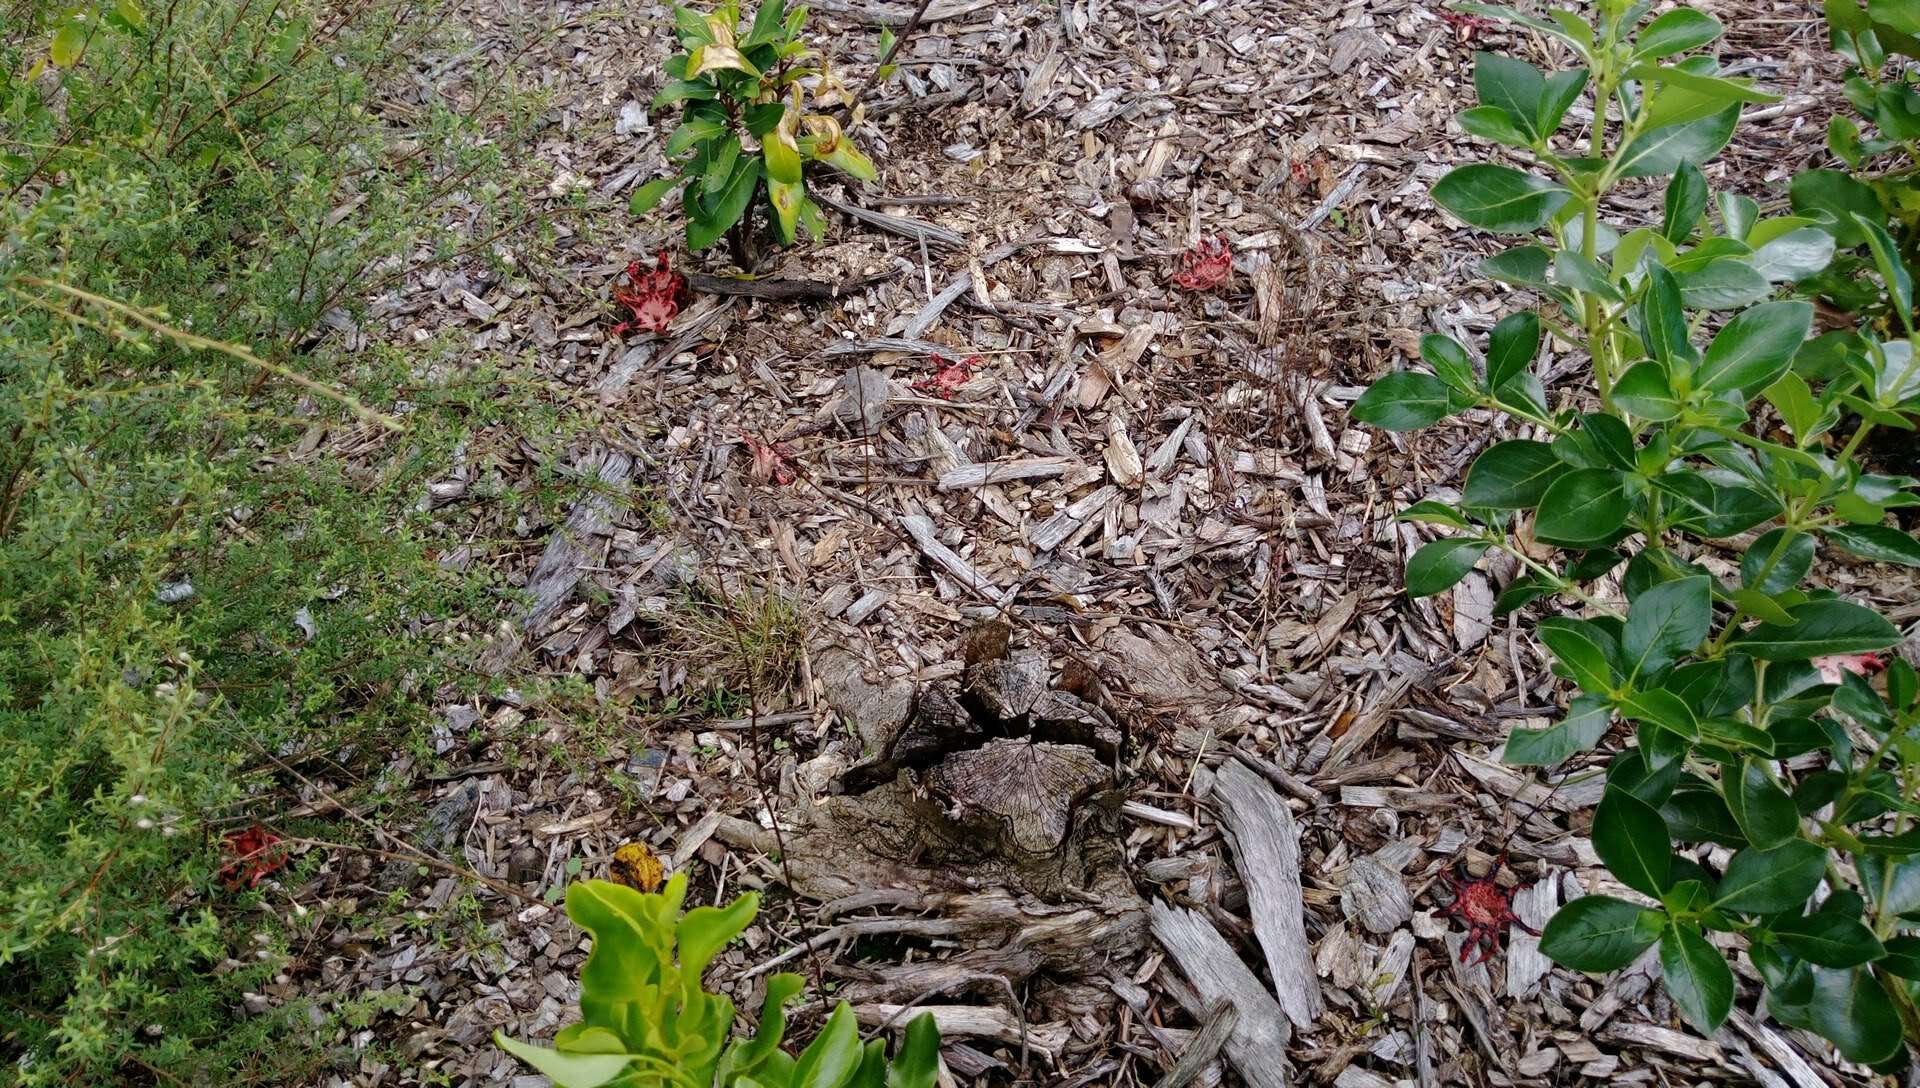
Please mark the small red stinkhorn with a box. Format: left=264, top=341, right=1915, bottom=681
left=1173, top=235, right=1233, bottom=291
left=612, top=250, right=688, bottom=337
left=220, top=825, right=288, bottom=890
left=911, top=354, right=979, bottom=400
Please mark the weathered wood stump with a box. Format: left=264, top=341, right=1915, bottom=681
left=721, top=623, right=1145, bottom=1025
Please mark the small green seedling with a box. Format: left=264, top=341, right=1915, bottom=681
left=632, top=0, right=880, bottom=267
left=494, top=873, right=942, bottom=1088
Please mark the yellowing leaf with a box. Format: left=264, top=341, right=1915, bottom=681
left=703, top=13, right=737, bottom=47
left=686, top=44, right=757, bottom=78
left=768, top=176, right=803, bottom=243
left=51, top=21, right=86, bottom=68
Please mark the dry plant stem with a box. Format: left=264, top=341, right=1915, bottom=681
left=12, top=278, right=401, bottom=429
left=720, top=586, right=833, bottom=1019
left=847, top=0, right=934, bottom=109
left=226, top=725, right=539, bottom=903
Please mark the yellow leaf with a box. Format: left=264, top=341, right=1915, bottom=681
left=686, top=44, right=756, bottom=78
left=50, top=21, right=85, bottom=68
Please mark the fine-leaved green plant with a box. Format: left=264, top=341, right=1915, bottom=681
left=1354, top=0, right=1920, bottom=1064
left=2, top=0, right=537, bottom=1081
left=631, top=0, right=879, bottom=268
left=495, top=873, right=942, bottom=1088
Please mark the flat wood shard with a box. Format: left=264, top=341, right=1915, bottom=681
left=1150, top=901, right=1292, bottom=1088
left=1213, top=760, right=1324, bottom=1028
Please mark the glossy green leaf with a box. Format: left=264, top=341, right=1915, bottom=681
left=679, top=892, right=759, bottom=978
left=1715, top=840, right=1825, bottom=914
left=1660, top=922, right=1734, bottom=1034
left=1749, top=227, right=1837, bottom=282
left=1474, top=52, right=1547, bottom=139
left=567, top=880, right=667, bottom=1007
left=1677, top=258, right=1771, bottom=310
left=494, top=1034, right=633, bottom=1088
left=1482, top=244, right=1552, bottom=288
left=1696, top=301, right=1814, bottom=395
left=1540, top=617, right=1622, bottom=692
left=1463, top=440, right=1564, bottom=508
left=1808, top=967, right=1905, bottom=1064
left=1431, top=164, right=1571, bottom=233
left=886, top=1014, right=942, bottom=1088
left=1595, top=789, right=1673, bottom=898
left=793, top=1003, right=863, bottom=1088
left=1661, top=161, right=1709, bottom=242
left=1536, top=469, right=1629, bottom=547
left=1420, top=333, right=1478, bottom=392
left=719, top=973, right=806, bottom=1084
left=1638, top=262, right=1693, bottom=366
left=1352, top=372, right=1460, bottom=431
left=667, top=117, right=729, bottom=156
left=1405, top=538, right=1490, bottom=597
left=1724, top=758, right=1799, bottom=848
left=687, top=155, right=764, bottom=250
left=1617, top=687, right=1701, bottom=741
left=1614, top=361, right=1681, bottom=421
left=1763, top=373, right=1821, bottom=443
left=1636, top=8, right=1723, bottom=56
left=1790, top=169, right=1884, bottom=247
left=1773, top=913, right=1886, bottom=967
left=1617, top=104, right=1739, bottom=178
left=1622, top=576, right=1711, bottom=681
left=1879, top=936, right=1920, bottom=978
left=1855, top=213, right=1914, bottom=330
left=629, top=176, right=680, bottom=215
left=654, top=79, right=720, bottom=106
left=1825, top=524, right=1920, bottom=566
left=1554, top=250, right=1623, bottom=300
left=1503, top=696, right=1612, bottom=766
left=1486, top=310, right=1541, bottom=390
left=1720, top=192, right=1759, bottom=241
left=1538, top=68, right=1590, bottom=133
left=1540, top=895, right=1661, bottom=971
left=1459, top=106, right=1532, bottom=145
left=1398, top=500, right=1471, bottom=528
left=1736, top=599, right=1901, bottom=660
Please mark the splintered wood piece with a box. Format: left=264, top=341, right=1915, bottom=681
left=899, top=512, right=1005, bottom=599
left=1152, top=1001, right=1238, bottom=1088
left=965, top=651, right=1048, bottom=720
left=1029, top=689, right=1122, bottom=758
left=1212, top=761, right=1324, bottom=1029
left=1149, top=902, right=1292, bottom=1088
left=937, top=457, right=1072, bottom=490
left=1339, top=856, right=1411, bottom=935
left=850, top=1004, right=1070, bottom=1056
left=890, top=686, right=980, bottom=767
left=813, top=189, right=966, bottom=247
left=926, top=739, right=1107, bottom=854
left=1504, top=877, right=1558, bottom=998
left=520, top=450, right=633, bottom=636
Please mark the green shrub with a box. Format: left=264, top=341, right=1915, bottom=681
left=495, top=874, right=942, bottom=1088
left=1801, top=0, right=1920, bottom=314
left=1355, top=0, right=1920, bottom=1064
left=0, top=0, right=520, bottom=1081
left=630, top=0, right=880, bottom=267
